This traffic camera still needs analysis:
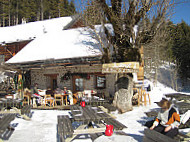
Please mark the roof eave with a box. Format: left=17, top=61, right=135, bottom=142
left=5, top=55, right=102, bottom=70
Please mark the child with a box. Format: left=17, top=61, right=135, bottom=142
left=145, top=97, right=180, bottom=138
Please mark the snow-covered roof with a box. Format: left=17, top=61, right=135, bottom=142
left=0, top=16, right=73, bottom=44
left=6, top=27, right=102, bottom=64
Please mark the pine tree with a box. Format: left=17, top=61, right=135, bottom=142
left=0, top=0, right=77, bottom=27
left=172, top=21, right=190, bottom=79
left=0, top=0, right=9, bottom=26
left=69, top=0, right=76, bottom=15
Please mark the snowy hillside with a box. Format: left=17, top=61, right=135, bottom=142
left=145, top=62, right=190, bottom=93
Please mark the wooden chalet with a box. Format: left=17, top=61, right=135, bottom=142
left=2, top=15, right=143, bottom=98
left=0, top=15, right=81, bottom=63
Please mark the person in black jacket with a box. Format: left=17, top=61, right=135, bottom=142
left=46, top=87, right=54, bottom=97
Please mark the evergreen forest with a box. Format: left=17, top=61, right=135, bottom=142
left=167, top=21, right=190, bottom=80
left=0, top=0, right=76, bottom=27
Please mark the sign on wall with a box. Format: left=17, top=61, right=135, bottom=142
left=102, top=62, right=139, bottom=73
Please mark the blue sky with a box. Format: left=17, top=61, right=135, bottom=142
left=171, top=1, right=190, bottom=25
left=72, top=0, right=190, bottom=25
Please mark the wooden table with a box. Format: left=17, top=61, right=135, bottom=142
left=70, top=105, right=111, bottom=124
left=0, top=98, right=22, bottom=110
left=57, top=105, right=127, bottom=142
left=174, top=102, right=190, bottom=114
left=78, top=96, right=109, bottom=106
left=165, top=93, right=190, bottom=114
left=0, top=113, right=16, bottom=140
left=165, top=93, right=190, bottom=101
left=0, top=98, right=31, bottom=120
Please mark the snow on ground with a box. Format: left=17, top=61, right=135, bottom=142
left=5, top=110, right=70, bottom=142
left=4, top=81, right=190, bottom=142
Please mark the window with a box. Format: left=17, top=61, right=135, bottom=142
left=75, top=78, right=84, bottom=91
left=0, top=55, right=4, bottom=63
left=96, top=75, right=106, bottom=89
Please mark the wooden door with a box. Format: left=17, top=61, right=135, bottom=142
left=44, top=74, right=58, bottom=90
left=72, top=75, right=84, bottom=93
left=51, top=76, right=57, bottom=91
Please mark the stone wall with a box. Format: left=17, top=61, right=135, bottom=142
left=30, top=64, right=116, bottom=96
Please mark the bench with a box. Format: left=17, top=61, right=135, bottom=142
left=21, top=105, right=31, bottom=116
left=78, top=98, right=109, bottom=107
left=89, top=132, right=104, bottom=141
left=0, top=98, right=22, bottom=110
left=144, top=128, right=190, bottom=142
left=176, top=132, right=190, bottom=142
left=165, top=93, right=190, bottom=101
left=103, top=117, right=127, bottom=130
left=145, top=111, right=158, bottom=118
left=57, top=115, right=74, bottom=142
left=0, top=99, right=31, bottom=120
left=179, top=118, right=190, bottom=129
left=102, top=103, right=117, bottom=113
left=174, top=102, right=190, bottom=114
left=144, top=128, right=179, bottom=142
left=0, top=114, right=15, bottom=140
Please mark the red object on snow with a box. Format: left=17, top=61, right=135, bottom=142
left=34, top=93, right=40, bottom=96
left=80, top=101, right=85, bottom=107
left=105, top=125, right=113, bottom=136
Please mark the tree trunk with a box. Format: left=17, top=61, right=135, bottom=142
left=9, top=0, right=11, bottom=26
left=113, top=74, right=133, bottom=113
left=37, top=10, right=40, bottom=21
left=3, top=3, right=5, bottom=27
left=41, top=0, right=44, bottom=20
left=16, top=1, right=18, bottom=25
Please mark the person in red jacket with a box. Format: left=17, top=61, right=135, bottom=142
left=145, top=97, right=180, bottom=138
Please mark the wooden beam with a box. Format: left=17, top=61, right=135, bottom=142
left=73, top=127, right=106, bottom=135
left=144, top=128, right=178, bottom=142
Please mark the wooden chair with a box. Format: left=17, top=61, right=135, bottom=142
left=73, top=93, right=79, bottom=104
left=54, top=94, right=63, bottom=106
left=44, top=94, right=54, bottom=107
left=133, top=88, right=140, bottom=105
left=138, top=88, right=151, bottom=106
left=77, top=92, right=83, bottom=98
left=32, top=97, right=37, bottom=108
left=23, top=94, right=31, bottom=106
left=63, top=94, right=68, bottom=106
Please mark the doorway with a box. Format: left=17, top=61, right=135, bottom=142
left=73, top=75, right=84, bottom=93
left=44, top=74, right=58, bottom=90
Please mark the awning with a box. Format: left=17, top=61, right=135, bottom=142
left=102, top=62, right=139, bottom=73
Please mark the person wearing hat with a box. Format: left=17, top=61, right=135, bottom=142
left=63, top=87, right=70, bottom=105
left=145, top=97, right=180, bottom=138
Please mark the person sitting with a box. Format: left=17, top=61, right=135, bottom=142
left=46, top=87, right=54, bottom=98
left=63, top=87, right=68, bottom=94
left=68, top=90, right=73, bottom=105
left=54, top=87, right=62, bottom=94
left=63, top=87, right=70, bottom=104
left=45, top=87, right=54, bottom=106
left=31, top=83, right=42, bottom=106
left=145, top=97, right=180, bottom=138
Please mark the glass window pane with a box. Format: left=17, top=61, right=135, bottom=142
left=96, top=76, right=106, bottom=88
left=75, top=78, right=83, bottom=91
left=0, top=55, right=4, bottom=63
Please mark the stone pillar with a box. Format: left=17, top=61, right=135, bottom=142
left=113, top=75, right=133, bottom=113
